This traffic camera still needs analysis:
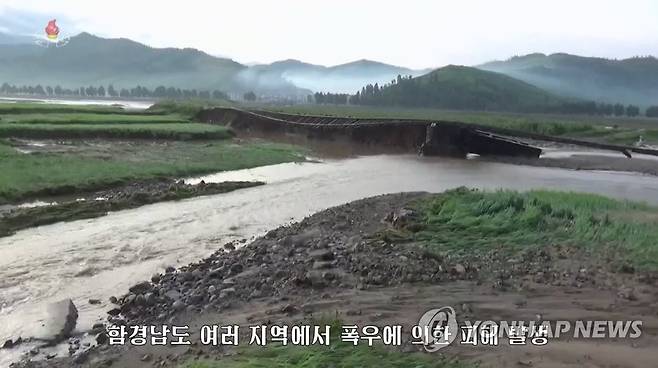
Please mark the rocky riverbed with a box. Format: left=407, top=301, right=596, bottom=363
left=8, top=192, right=658, bottom=368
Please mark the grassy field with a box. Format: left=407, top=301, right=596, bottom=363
left=411, top=188, right=658, bottom=270
left=261, top=104, right=658, bottom=145
left=0, top=112, right=188, bottom=124
left=0, top=139, right=304, bottom=203
left=0, top=103, right=230, bottom=139
left=181, top=340, right=470, bottom=368
left=0, top=122, right=232, bottom=140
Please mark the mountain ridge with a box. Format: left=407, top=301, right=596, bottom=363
left=1, top=32, right=656, bottom=103
left=479, top=53, right=658, bottom=105
left=248, top=58, right=430, bottom=93
left=0, top=32, right=429, bottom=95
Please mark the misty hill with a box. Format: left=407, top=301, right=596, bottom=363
left=0, top=33, right=305, bottom=96
left=247, top=59, right=430, bottom=93
left=352, top=65, right=565, bottom=112
left=0, top=32, right=35, bottom=45
left=479, top=53, right=658, bottom=105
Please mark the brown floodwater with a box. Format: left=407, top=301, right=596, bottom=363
left=1, top=154, right=658, bottom=364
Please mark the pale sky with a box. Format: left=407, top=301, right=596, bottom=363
left=1, top=0, right=657, bottom=69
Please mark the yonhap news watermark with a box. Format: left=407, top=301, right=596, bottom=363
left=105, top=305, right=643, bottom=350
left=414, top=306, right=642, bottom=352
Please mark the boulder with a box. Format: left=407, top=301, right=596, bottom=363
left=41, top=299, right=78, bottom=343
left=95, top=331, right=108, bottom=345
left=129, top=281, right=153, bottom=294
left=309, top=249, right=334, bottom=261
left=2, top=338, right=19, bottom=349
left=172, top=300, right=186, bottom=312
left=144, top=292, right=157, bottom=306
left=219, top=287, right=236, bottom=298
left=386, top=208, right=416, bottom=228
left=164, top=290, right=181, bottom=301
left=229, top=264, right=244, bottom=275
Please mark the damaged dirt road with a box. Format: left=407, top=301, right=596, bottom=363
left=14, top=191, right=658, bottom=368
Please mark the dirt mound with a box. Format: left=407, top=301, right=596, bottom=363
left=15, top=193, right=658, bottom=368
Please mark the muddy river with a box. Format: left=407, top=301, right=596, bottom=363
left=2, top=154, right=658, bottom=364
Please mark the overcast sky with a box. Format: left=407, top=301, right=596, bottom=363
left=1, top=0, right=657, bottom=69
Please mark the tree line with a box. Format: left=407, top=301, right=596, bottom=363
left=0, top=82, right=229, bottom=100
left=309, top=74, right=655, bottom=118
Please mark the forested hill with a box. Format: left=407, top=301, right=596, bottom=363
left=350, top=65, right=566, bottom=112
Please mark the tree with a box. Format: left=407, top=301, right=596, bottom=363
left=598, top=103, right=614, bottom=116
left=213, top=90, right=228, bottom=100
left=243, top=91, right=257, bottom=101
left=167, top=87, right=180, bottom=98
left=613, top=103, right=625, bottom=116
left=107, top=85, right=118, bottom=97
left=97, top=86, right=106, bottom=97
left=625, top=104, right=640, bottom=117
left=646, top=106, right=658, bottom=118
left=350, top=91, right=361, bottom=104
left=85, top=86, right=97, bottom=97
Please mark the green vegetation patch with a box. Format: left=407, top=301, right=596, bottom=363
left=350, top=65, right=564, bottom=112
left=413, top=188, right=658, bottom=270
left=263, top=104, right=658, bottom=145
left=181, top=340, right=470, bottom=368
left=148, top=100, right=234, bottom=117
left=0, top=113, right=188, bottom=125
left=0, top=140, right=305, bottom=203
left=0, top=122, right=232, bottom=140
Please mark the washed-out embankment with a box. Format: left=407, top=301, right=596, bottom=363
left=197, top=107, right=428, bottom=155
left=197, top=107, right=658, bottom=159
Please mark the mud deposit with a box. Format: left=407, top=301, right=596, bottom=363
left=12, top=193, right=658, bottom=368
left=0, top=180, right=263, bottom=238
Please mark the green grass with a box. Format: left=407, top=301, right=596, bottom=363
left=0, top=103, right=227, bottom=139
left=0, top=112, right=188, bottom=125
left=181, top=341, right=471, bottom=368
left=261, top=104, right=658, bottom=145
left=0, top=140, right=305, bottom=203
left=413, top=188, right=658, bottom=270
left=0, top=122, right=232, bottom=140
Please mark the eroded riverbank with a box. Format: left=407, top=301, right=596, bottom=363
left=3, top=155, right=658, bottom=366
left=0, top=180, right=263, bottom=237
left=13, top=190, right=658, bottom=368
